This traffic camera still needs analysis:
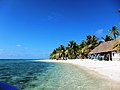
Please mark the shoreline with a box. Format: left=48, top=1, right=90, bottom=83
left=34, top=59, right=120, bottom=82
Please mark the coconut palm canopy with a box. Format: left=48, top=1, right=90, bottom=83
left=118, top=9, right=120, bottom=12
left=110, top=26, right=119, bottom=39
left=113, top=37, right=120, bottom=51
left=50, top=35, right=100, bottom=59
left=50, top=34, right=120, bottom=59
left=50, top=7, right=120, bottom=60
left=102, top=35, right=113, bottom=42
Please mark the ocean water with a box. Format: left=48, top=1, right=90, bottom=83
left=0, top=59, right=56, bottom=89
left=0, top=59, right=116, bottom=90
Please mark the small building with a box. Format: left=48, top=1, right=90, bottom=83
left=89, top=40, right=120, bottom=61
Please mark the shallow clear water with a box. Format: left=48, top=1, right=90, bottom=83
left=0, top=59, right=116, bottom=90
left=0, top=59, right=56, bottom=89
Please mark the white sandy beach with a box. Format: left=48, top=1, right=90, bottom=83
left=35, top=59, right=120, bottom=82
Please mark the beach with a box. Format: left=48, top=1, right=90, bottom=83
left=36, top=59, right=120, bottom=82
left=68, top=59, right=120, bottom=82
left=1, top=59, right=120, bottom=90
left=33, top=59, right=118, bottom=90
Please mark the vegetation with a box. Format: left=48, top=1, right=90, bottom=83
left=50, top=45, right=67, bottom=59
left=118, top=9, right=120, bottom=13
left=79, top=35, right=100, bottom=59
left=110, top=26, right=119, bottom=40
left=102, top=35, right=113, bottom=42
left=50, top=35, right=100, bottom=59
left=50, top=26, right=120, bottom=60
left=113, top=37, right=120, bottom=51
left=112, top=9, right=120, bottom=51
left=50, top=9, right=120, bottom=60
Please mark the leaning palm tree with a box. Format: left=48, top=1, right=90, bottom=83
left=86, top=35, right=99, bottom=51
left=79, top=35, right=99, bottom=59
left=56, top=47, right=62, bottom=59
left=79, top=40, right=88, bottom=59
left=50, top=53, right=55, bottom=59
left=64, top=48, right=69, bottom=59
left=67, top=40, right=79, bottom=59
left=59, top=45, right=66, bottom=59
left=55, top=45, right=67, bottom=60
left=113, top=37, right=120, bottom=51
left=110, top=26, right=119, bottom=40
left=50, top=49, right=57, bottom=59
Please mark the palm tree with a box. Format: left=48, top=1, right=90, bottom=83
left=85, top=35, right=99, bottom=50
left=118, top=9, right=120, bottom=13
left=50, top=35, right=99, bottom=59
left=79, top=40, right=87, bottom=59
left=59, top=45, right=66, bottom=59
left=79, top=35, right=99, bottom=59
left=67, top=40, right=79, bottom=59
left=50, top=49, right=57, bottom=59
left=102, top=35, right=113, bottom=42
left=110, top=26, right=119, bottom=40
left=113, top=37, right=120, bottom=51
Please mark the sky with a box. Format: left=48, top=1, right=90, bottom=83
left=0, top=0, right=120, bottom=59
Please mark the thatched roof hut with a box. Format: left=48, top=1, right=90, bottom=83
left=89, top=40, right=116, bottom=54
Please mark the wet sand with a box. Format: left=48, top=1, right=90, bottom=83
left=32, top=60, right=120, bottom=90
left=35, top=59, right=120, bottom=81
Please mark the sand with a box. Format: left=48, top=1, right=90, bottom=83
left=35, top=59, right=120, bottom=82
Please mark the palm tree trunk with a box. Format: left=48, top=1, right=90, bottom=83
left=114, top=34, right=116, bottom=40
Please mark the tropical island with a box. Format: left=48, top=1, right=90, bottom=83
left=50, top=25, right=120, bottom=61
left=41, top=9, right=120, bottom=85
left=0, top=1, right=120, bottom=90
left=46, top=25, right=120, bottom=85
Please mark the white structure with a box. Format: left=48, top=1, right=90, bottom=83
left=112, top=51, right=120, bottom=61
left=89, top=40, right=120, bottom=61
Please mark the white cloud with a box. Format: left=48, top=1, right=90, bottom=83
left=95, top=29, right=104, bottom=36
left=16, top=44, right=22, bottom=47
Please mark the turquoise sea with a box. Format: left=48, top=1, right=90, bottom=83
left=0, top=59, right=117, bottom=90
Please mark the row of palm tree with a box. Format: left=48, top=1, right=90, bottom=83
left=50, top=25, right=120, bottom=60
left=50, top=8, right=120, bottom=60
left=112, top=10, right=120, bottom=51
left=50, top=41, right=79, bottom=59
left=112, top=8, right=120, bottom=52
left=50, top=35, right=100, bottom=59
